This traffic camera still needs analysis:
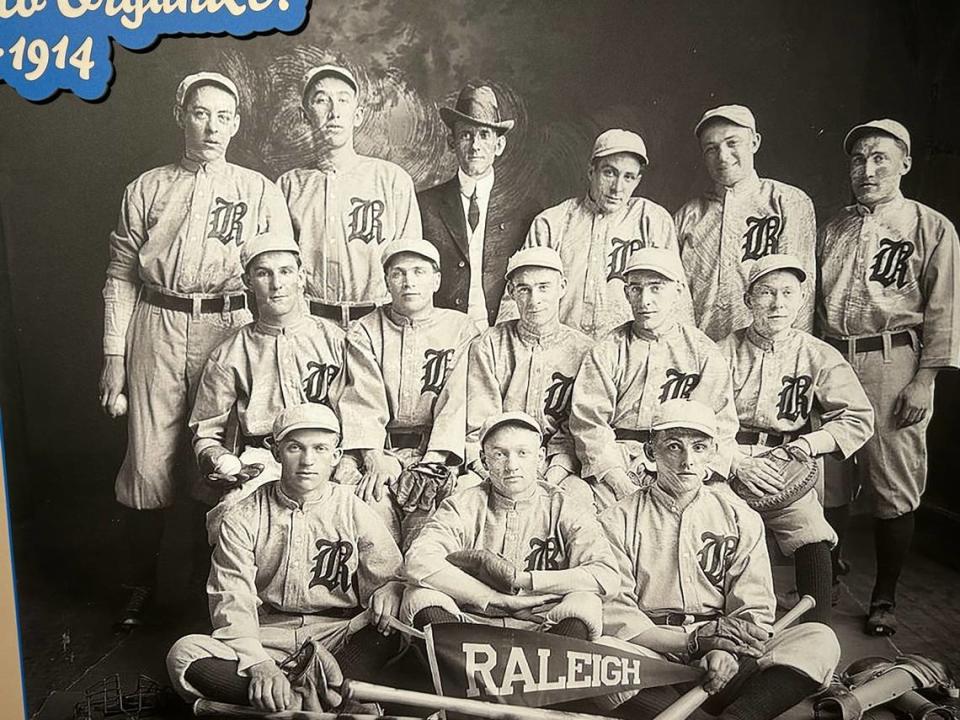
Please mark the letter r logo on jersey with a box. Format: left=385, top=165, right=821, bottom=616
left=659, top=368, right=701, bottom=403
left=869, top=238, right=914, bottom=289
left=741, top=215, right=782, bottom=261
left=303, top=361, right=339, bottom=405
left=310, top=539, right=354, bottom=593
left=421, top=348, right=455, bottom=395
left=607, top=237, right=646, bottom=280
left=208, top=197, right=248, bottom=246
left=777, top=374, right=812, bottom=423
left=524, top=536, right=564, bottom=571
left=697, top=531, right=738, bottom=590
left=348, top=197, right=385, bottom=244
left=543, top=372, right=575, bottom=424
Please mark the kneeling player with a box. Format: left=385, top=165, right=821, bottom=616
left=402, top=411, right=618, bottom=640
left=599, top=399, right=840, bottom=720
left=167, top=404, right=405, bottom=713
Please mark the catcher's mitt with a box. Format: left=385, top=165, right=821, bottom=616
left=389, top=461, right=454, bottom=514
left=447, top=549, right=519, bottom=594
left=205, top=463, right=265, bottom=491
left=730, top=445, right=816, bottom=512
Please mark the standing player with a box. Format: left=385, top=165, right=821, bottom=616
left=465, top=246, right=593, bottom=504
left=598, top=400, right=840, bottom=720
left=402, top=411, right=618, bottom=639
left=675, top=105, right=817, bottom=341
left=511, top=129, right=692, bottom=339
left=719, top=255, right=874, bottom=623
left=98, top=72, right=292, bottom=625
left=569, top=248, right=738, bottom=509
left=419, top=83, right=540, bottom=330
left=167, top=403, right=405, bottom=714
left=279, top=64, right=422, bottom=328
left=818, top=119, right=959, bottom=635
left=188, top=231, right=345, bottom=541
left=337, top=238, right=478, bottom=546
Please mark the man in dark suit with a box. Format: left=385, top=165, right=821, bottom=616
left=418, top=84, right=539, bottom=329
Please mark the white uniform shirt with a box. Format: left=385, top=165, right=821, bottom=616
left=458, top=169, right=495, bottom=330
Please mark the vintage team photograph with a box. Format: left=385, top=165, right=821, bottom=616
left=0, top=1, right=958, bottom=719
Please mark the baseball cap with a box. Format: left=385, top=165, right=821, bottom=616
left=747, top=254, right=807, bottom=289
left=843, top=119, right=911, bottom=156
left=272, top=403, right=341, bottom=443
left=505, top=246, right=564, bottom=279
left=652, top=399, right=718, bottom=438
left=592, top=129, right=649, bottom=166
left=621, top=247, right=685, bottom=282
left=241, top=231, right=300, bottom=269
left=380, top=238, right=442, bottom=269
left=175, top=72, right=239, bottom=108
left=302, top=64, right=359, bottom=101
left=479, top=411, right=542, bottom=446
left=694, top=105, right=757, bottom=138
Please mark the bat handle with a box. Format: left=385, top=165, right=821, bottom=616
left=652, top=596, right=817, bottom=720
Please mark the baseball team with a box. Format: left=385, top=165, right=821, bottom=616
left=96, top=64, right=960, bottom=718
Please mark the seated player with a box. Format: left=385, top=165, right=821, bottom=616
left=167, top=403, right=405, bottom=713
left=402, top=411, right=619, bottom=640
left=337, top=238, right=478, bottom=547
left=465, top=246, right=594, bottom=505
left=599, top=399, right=840, bottom=720
left=719, top=255, right=874, bottom=621
left=569, top=247, right=738, bottom=509
left=189, top=231, right=345, bottom=542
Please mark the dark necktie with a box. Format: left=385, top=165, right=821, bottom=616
left=468, top=190, right=480, bottom=233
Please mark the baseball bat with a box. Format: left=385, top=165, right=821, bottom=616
left=193, top=699, right=417, bottom=719
left=651, top=595, right=817, bottom=720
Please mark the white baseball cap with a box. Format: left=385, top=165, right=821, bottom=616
left=747, top=254, right=807, bottom=289
left=272, top=403, right=341, bottom=442
left=241, top=231, right=300, bottom=269
left=175, top=72, right=239, bottom=108
left=479, top=411, right=542, bottom=446
left=302, top=64, right=359, bottom=101
left=380, top=238, right=441, bottom=269
left=694, top=104, right=757, bottom=137
left=592, top=129, right=649, bottom=166
left=505, top=246, right=564, bottom=279
left=652, top=399, right=718, bottom=438
left=621, top=247, right=685, bottom=282
left=843, top=119, right=911, bottom=156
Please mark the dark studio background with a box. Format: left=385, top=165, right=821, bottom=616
left=0, top=0, right=959, bottom=712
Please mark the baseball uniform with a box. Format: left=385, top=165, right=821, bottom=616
left=675, top=173, right=817, bottom=341
left=340, top=305, right=478, bottom=462
left=501, top=197, right=694, bottom=338
left=818, top=191, right=960, bottom=518
left=719, top=326, right=874, bottom=554
left=401, top=480, right=619, bottom=638
left=464, top=320, right=593, bottom=474
left=278, top=158, right=422, bottom=322
left=104, top=156, right=292, bottom=509
left=569, top=321, right=739, bottom=507
left=597, top=482, right=840, bottom=710
left=166, top=480, right=402, bottom=701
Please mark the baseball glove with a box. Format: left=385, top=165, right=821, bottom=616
left=686, top=616, right=770, bottom=660
left=205, top=463, right=265, bottom=491
left=389, top=461, right=454, bottom=515
left=447, top=549, right=519, bottom=594
left=730, top=445, right=817, bottom=512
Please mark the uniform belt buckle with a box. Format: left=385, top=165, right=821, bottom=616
left=757, top=432, right=769, bottom=446
left=666, top=612, right=688, bottom=626
left=191, top=296, right=202, bottom=320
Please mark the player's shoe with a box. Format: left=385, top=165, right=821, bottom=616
left=865, top=601, right=897, bottom=636
left=116, top=585, right=152, bottom=630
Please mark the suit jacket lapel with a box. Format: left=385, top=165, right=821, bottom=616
left=439, top=179, right=469, bottom=261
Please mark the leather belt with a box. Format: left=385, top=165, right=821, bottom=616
left=309, top=301, right=376, bottom=325
left=650, top=612, right=718, bottom=627
left=388, top=431, right=426, bottom=450
left=142, top=287, right=247, bottom=314
left=737, top=421, right=810, bottom=447
left=615, top=428, right=650, bottom=443
left=825, top=330, right=915, bottom=355
left=243, top=434, right=270, bottom=451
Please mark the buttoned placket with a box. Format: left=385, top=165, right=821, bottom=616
left=178, top=163, right=216, bottom=290
left=637, top=335, right=663, bottom=428
left=396, top=318, right=420, bottom=425
left=276, top=330, right=304, bottom=407
left=323, top=169, right=339, bottom=302
left=284, top=504, right=307, bottom=608
left=582, top=211, right=608, bottom=334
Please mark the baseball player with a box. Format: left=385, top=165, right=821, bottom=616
left=337, top=238, right=478, bottom=546
left=278, top=64, right=422, bottom=328
left=188, top=230, right=345, bottom=542
left=568, top=247, right=738, bottom=510
left=598, top=399, right=840, bottom=720
left=98, top=72, right=292, bottom=625
left=401, top=411, right=619, bottom=641
left=167, top=403, right=405, bottom=714
left=817, top=119, right=959, bottom=636
left=675, top=105, right=818, bottom=341
left=503, top=128, right=693, bottom=338
left=719, top=254, right=875, bottom=624
left=465, top=246, right=594, bottom=505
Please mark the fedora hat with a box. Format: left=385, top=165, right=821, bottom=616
left=439, top=84, right=514, bottom=133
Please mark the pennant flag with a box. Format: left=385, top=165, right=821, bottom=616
left=424, top=624, right=703, bottom=708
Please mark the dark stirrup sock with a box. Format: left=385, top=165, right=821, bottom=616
left=120, top=506, right=164, bottom=587
left=183, top=657, right=250, bottom=705
left=823, top=504, right=850, bottom=580
left=412, top=606, right=458, bottom=631
left=794, top=541, right=833, bottom=624
left=722, top=666, right=820, bottom=720
left=546, top=617, right=591, bottom=640
left=335, top=625, right=404, bottom=681
left=872, top=511, right=915, bottom=606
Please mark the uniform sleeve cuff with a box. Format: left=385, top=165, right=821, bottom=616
left=103, top=340, right=127, bottom=356
left=800, top=430, right=839, bottom=457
